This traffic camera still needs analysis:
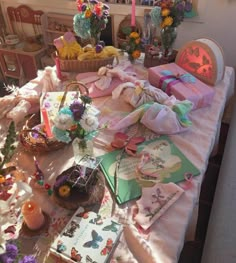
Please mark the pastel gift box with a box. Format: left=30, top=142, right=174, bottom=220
left=148, top=63, right=215, bottom=110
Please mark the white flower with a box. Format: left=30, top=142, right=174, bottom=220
left=54, top=113, right=74, bottom=130
left=80, top=113, right=99, bottom=132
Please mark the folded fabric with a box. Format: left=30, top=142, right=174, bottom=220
left=76, top=60, right=139, bottom=98
left=6, top=100, right=31, bottom=123
left=108, top=99, right=193, bottom=135
left=112, top=80, right=169, bottom=108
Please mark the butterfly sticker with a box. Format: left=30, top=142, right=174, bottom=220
left=83, top=230, right=103, bottom=249
left=86, top=255, right=97, bottom=263
left=189, top=47, right=199, bottom=57
left=111, top=132, right=145, bottom=156
left=102, top=220, right=120, bottom=233
left=100, top=238, right=114, bottom=256
left=56, top=240, right=66, bottom=253
left=71, top=247, right=82, bottom=262
left=76, top=211, right=90, bottom=219
left=89, top=214, right=103, bottom=225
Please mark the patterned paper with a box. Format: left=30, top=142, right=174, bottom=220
left=50, top=207, right=123, bottom=263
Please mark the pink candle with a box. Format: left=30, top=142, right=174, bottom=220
left=131, top=0, right=136, bottom=27
left=55, top=56, right=62, bottom=80
left=21, top=200, right=45, bottom=230
left=41, top=107, right=53, bottom=138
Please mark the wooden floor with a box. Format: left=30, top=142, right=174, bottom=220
left=178, top=123, right=229, bottom=263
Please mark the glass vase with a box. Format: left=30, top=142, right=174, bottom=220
left=160, top=27, right=177, bottom=57
left=72, top=138, right=94, bottom=164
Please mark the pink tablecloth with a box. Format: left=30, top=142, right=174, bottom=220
left=0, top=62, right=234, bottom=263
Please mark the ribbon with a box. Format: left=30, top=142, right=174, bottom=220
left=159, top=70, right=196, bottom=96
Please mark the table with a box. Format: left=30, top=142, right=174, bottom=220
left=0, top=62, right=234, bottom=263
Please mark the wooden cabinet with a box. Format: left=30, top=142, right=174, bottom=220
left=42, top=12, right=74, bottom=50
left=0, top=45, right=46, bottom=85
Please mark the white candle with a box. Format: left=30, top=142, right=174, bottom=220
left=21, top=200, right=45, bottom=230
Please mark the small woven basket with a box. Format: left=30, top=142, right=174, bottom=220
left=19, top=81, right=89, bottom=153
left=56, top=55, right=115, bottom=73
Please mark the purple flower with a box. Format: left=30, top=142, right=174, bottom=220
left=0, top=244, right=18, bottom=263
left=90, top=0, right=98, bottom=4
left=69, top=101, right=85, bottom=121
left=81, top=4, right=87, bottom=12
left=54, top=175, right=68, bottom=188
left=18, top=255, right=37, bottom=263
left=95, top=44, right=103, bottom=53
left=6, top=244, right=18, bottom=259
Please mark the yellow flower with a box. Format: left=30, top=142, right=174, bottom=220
left=162, top=8, right=170, bottom=17
left=0, top=175, right=5, bottom=184
left=85, top=9, right=92, bottom=18
left=163, top=16, right=173, bottom=27
left=130, top=32, right=139, bottom=39
left=132, top=50, right=141, bottom=59
left=135, top=38, right=141, bottom=45
left=58, top=184, right=71, bottom=197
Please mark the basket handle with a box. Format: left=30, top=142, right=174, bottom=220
left=59, top=81, right=89, bottom=110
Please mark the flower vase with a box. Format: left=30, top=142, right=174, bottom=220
left=90, top=32, right=101, bottom=47
left=72, top=138, right=94, bottom=164
left=160, top=27, right=177, bottom=57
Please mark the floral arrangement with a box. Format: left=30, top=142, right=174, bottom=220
left=0, top=243, right=37, bottom=263
left=125, top=31, right=142, bottom=61
left=73, top=0, right=110, bottom=43
left=52, top=95, right=99, bottom=147
left=151, top=0, right=185, bottom=29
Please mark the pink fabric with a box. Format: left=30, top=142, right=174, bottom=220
left=76, top=61, right=140, bottom=98
left=148, top=63, right=215, bottom=110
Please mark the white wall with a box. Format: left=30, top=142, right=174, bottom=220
left=1, top=0, right=236, bottom=68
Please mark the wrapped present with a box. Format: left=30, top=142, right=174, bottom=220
left=148, top=63, right=215, bottom=110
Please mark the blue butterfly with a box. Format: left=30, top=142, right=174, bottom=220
left=102, top=220, right=120, bottom=233
left=83, top=230, right=103, bottom=249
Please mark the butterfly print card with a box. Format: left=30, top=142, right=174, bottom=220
left=50, top=207, right=123, bottom=263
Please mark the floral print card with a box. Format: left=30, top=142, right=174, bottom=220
left=134, top=183, right=184, bottom=230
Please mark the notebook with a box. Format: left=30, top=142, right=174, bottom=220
left=100, top=135, right=200, bottom=204
left=49, top=206, right=123, bottom=263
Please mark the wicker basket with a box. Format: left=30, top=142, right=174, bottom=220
left=58, top=56, right=115, bottom=73
left=19, top=81, right=89, bottom=153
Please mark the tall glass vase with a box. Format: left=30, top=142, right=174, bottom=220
left=160, top=26, right=177, bottom=57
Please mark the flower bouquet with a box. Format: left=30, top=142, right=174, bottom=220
left=150, top=0, right=185, bottom=56
left=73, top=0, right=110, bottom=46
left=19, top=82, right=97, bottom=153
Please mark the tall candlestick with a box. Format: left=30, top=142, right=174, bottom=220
left=131, top=0, right=136, bottom=27
left=21, top=200, right=45, bottom=230
left=41, top=107, right=53, bottom=138
left=55, top=55, right=62, bottom=80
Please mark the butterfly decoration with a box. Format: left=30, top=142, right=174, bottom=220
left=89, top=214, right=103, bottom=225
left=202, top=55, right=210, bottom=65
left=102, top=220, right=120, bottom=233
left=71, top=247, right=82, bottom=262
left=83, top=230, right=103, bottom=249
left=76, top=211, right=90, bottom=219
left=111, top=132, right=145, bottom=156
left=86, top=255, right=97, bottom=263
left=56, top=240, right=67, bottom=253
left=100, top=238, right=113, bottom=256
left=188, top=47, right=199, bottom=57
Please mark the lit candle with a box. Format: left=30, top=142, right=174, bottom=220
left=131, top=0, right=136, bottom=27
left=41, top=108, right=53, bottom=138
left=21, top=200, right=45, bottom=230
left=55, top=55, right=62, bottom=80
